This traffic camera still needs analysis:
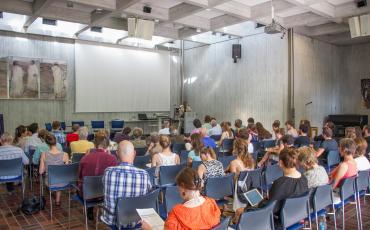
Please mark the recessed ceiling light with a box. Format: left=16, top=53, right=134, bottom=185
left=196, top=28, right=202, bottom=33
left=154, top=19, right=159, bottom=23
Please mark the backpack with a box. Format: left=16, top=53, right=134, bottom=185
left=21, top=195, right=46, bottom=215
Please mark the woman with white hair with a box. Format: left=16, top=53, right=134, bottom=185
left=70, top=127, right=94, bottom=154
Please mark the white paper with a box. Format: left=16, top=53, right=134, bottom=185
left=137, top=208, right=164, bottom=230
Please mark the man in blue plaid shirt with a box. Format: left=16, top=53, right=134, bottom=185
left=102, top=140, right=152, bottom=228
left=51, top=121, right=66, bottom=146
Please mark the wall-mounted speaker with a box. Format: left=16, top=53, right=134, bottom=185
left=348, top=16, right=361, bottom=38
left=232, top=44, right=241, bottom=63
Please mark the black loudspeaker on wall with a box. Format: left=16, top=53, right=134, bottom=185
left=232, top=44, right=241, bottom=63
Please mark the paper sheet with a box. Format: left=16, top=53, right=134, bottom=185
left=137, top=208, right=164, bottom=230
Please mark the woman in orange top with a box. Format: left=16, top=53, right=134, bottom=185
left=142, top=167, right=221, bottom=230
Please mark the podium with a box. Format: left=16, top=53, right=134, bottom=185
left=184, top=112, right=196, bottom=134
left=0, top=114, right=3, bottom=136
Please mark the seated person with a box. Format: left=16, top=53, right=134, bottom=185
left=207, top=118, right=222, bottom=136
left=66, top=124, right=80, bottom=144
left=269, top=148, right=309, bottom=214
left=314, top=121, right=335, bottom=142
left=238, top=128, right=255, bottom=153
left=13, top=125, right=28, bottom=150
left=315, top=127, right=338, bottom=160
left=158, top=120, right=171, bottom=135
left=151, top=135, right=180, bottom=167
left=70, top=127, right=94, bottom=154
left=294, top=123, right=311, bottom=148
left=131, top=127, right=146, bottom=148
left=218, top=121, right=234, bottom=146
left=113, top=127, right=131, bottom=144
left=202, top=115, right=212, bottom=130
left=285, top=120, right=298, bottom=138
left=258, top=134, right=294, bottom=167
left=187, top=133, right=204, bottom=166
left=33, top=129, right=63, bottom=165
left=25, top=123, right=42, bottom=155
left=51, top=121, right=66, bottom=146
left=97, top=129, right=117, bottom=151
left=226, top=138, right=255, bottom=178
left=39, top=134, right=69, bottom=206
left=330, top=138, right=358, bottom=190
left=146, top=132, right=162, bottom=157
left=256, top=122, right=272, bottom=140
left=200, top=127, right=216, bottom=149
left=142, top=168, right=221, bottom=230
left=363, top=125, right=370, bottom=143
left=248, top=124, right=259, bottom=143
left=272, top=120, right=281, bottom=140
left=191, top=119, right=202, bottom=135
left=78, top=132, right=117, bottom=220
left=102, top=141, right=152, bottom=228
left=233, top=119, right=243, bottom=136
left=297, top=146, right=328, bottom=188
left=198, top=147, right=224, bottom=185
left=0, top=133, right=29, bottom=193
left=354, top=137, right=370, bottom=171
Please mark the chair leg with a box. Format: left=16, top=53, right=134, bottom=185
left=95, top=206, right=99, bottom=230
left=355, top=193, right=362, bottom=230
left=68, top=189, right=71, bottom=230
left=332, top=204, right=337, bottom=230
left=49, top=190, right=53, bottom=221
left=342, top=202, right=344, bottom=230
left=315, top=212, right=319, bottom=230
left=84, top=202, right=88, bottom=230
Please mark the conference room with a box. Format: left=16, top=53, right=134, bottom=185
left=0, top=0, right=370, bottom=229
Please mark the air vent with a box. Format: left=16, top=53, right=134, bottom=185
left=42, top=18, right=57, bottom=26
left=91, top=26, right=102, bottom=33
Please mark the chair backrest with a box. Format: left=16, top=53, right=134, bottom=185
left=47, top=163, right=79, bottom=186
left=0, top=158, right=23, bottom=177
left=327, top=150, right=340, bottom=168
left=238, top=168, right=262, bottom=190
left=45, top=123, right=52, bottom=131
left=221, top=139, right=234, bottom=151
left=71, top=153, right=85, bottom=163
left=60, top=121, right=66, bottom=131
left=205, top=173, right=234, bottom=200
left=172, top=143, right=186, bottom=154
left=210, top=135, right=221, bottom=141
left=111, top=120, right=124, bottom=129
left=180, top=150, right=189, bottom=164
left=261, top=140, right=276, bottom=149
left=145, top=167, right=156, bottom=186
left=135, top=147, right=147, bottom=156
left=133, top=155, right=151, bottom=169
left=252, top=142, right=262, bottom=154
left=218, top=156, right=236, bottom=169
left=116, top=189, right=160, bottom=227
left=264, top=164, right=283, bottom=187
left=72, top=121, right=84, bottom=127
left=192, top=161, right=202, bottom=170
left=213, top=217, right=231, bottom=230
left=29, top=148, right=36, bottom=160
left=164, top=186, right=183, bottom=215
left=91, top=120, right=104, bottom=129
left=357, top=170, right=370, bottom=192
left=339, top=176, right=357, bottom=201
left=313, top=141, right=321, bottom=150
left=237, top=201, right=276, bottom=230
left=83, top=176, right=104, bottom=200
left=159, top=164, right=185, bottom=186
left=312, top=184, right=334, bottom=213
left=280, top=192, right=310, bottom=229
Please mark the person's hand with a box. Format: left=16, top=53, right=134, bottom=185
left=141, top=220, right=153, bottom=230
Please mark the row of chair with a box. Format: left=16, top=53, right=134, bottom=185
left=45, top=120, right=125, bottom=132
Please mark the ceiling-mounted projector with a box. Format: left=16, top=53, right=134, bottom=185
left=128, top=18, right=155, bottom=40
left=264, top=20, right=284, bottom=34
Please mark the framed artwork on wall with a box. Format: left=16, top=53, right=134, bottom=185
left=9, top=57, right=39, bottom=99
left=40, top=59, right=67, bottom=100
left=0, top=58, right=8, bottom=99
left=361, top=79, right=370, bottom=108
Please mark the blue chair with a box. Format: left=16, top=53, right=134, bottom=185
left=220, top=139, right=234, bottom=155
left=91, top=120, right=104, bottom=130
left=210, top=135, right=221, bottom=141
left=163, top=186, right=182, bottom=217
left=44, top=163, right=79, bottom=220
left=236, top=201, right=276, bottom=230
left=179, top=150, right=189, bottom=164
left=311, top=184, right=337, bottom=230
left=135, top=147, right=147, bottom=156
left=205, top=173, right=234, bottom=201
left=326, top=150, right=340, bottom=173
left=72, top=121, right=85, bottom=127
left=145, top=167, right=156, bottom=186
left=172, top=143, right=186, bottom=154
left=111, top=120, right=124, bottom=131
left=261, top=139, right=276, bottom=149
left=159, top=164, right=185, bottom=186
left=252, top=142, right=263, bottom=160
left=218, top=156, right=236, bottom=169
left=279, top=192, right=311, bottom=230
left=60, top=121, right=66, bottom=131
left=192, top=161, right=202, bottom=170
left=72, top=176, right=104, bottom=230
left=263, top=164, right=283, bottom=195
left=115, top=189, right=160, bottom=229
left=238, top=169, right=263, bottom=193
left=313, top=141, right=321, bottom=150
left=357, top=170, right=370, bottom=202
left=71, top=153, right=85, bottom=163
left=0, top=158, right=24, bottom=198
left=134, top=155, right=151, bottom=169
left=45, top=123, right=52, bottom=131
left=213, top=216, right=231, bottom=230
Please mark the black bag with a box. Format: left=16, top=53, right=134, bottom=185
left=21, top=195, right=46, bottom=215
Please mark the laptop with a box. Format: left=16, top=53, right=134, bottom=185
left=241, top=189, right=264, bottom=207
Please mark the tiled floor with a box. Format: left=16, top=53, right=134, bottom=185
left=0, top=182, right=369, bottom=230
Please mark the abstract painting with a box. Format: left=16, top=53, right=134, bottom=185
left=40, top=60, right=67, bottom=100
left=9, top=57, right=39, bottom=99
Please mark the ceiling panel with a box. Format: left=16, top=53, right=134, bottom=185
left=194, top=9, right=225, bottom=19
left=232, top=0, right=270, bottom=7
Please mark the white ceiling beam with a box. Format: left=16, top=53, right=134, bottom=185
left=285, top=0, right=339, bottom=23
left=169, top=3, right=203, bottom=22
left=68, top=0, right=116, bottom=11
left=176, top=15, right=210, bottom=30
left=23, top=0, right=55, bottom=29
left=251, top=0, right=294, bottom=19
left=310, top=23, right=349, bottom=36
left=283, top=12, right=329, bottom=28
left=210, top=15, right=243, bottom=30
left=335, top=2, right=370, bottom=18
left=0, top=0, right=33, bottom=15
left=208, top=0, right=233, bottom=8
left=214, top=1, right=251, bottom=19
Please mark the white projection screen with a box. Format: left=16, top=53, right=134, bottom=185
left=75, top=41, right=170, bottom=112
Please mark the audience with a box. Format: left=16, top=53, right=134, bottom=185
left=151, top=135, right=180, bottom=167
left=202, top=115, right=212, bottom=130
left=78, top=132, right=117, bottom=220
left=39, top=134, right=69, bottom=206
left=191, top=119, right=202, bottom=135
left=258, top=134, right=294, bottom=167
left=102, top=141, right=152, bottom=228
left=272, top=120, right=281, bottom=140
left=113, top=127, right=131, bottom=143
left=345, top=127, right=357, bottom=139
left=51, top=121, right=66, bottom=146
left=315, top=127, right=338, bottom=160
left=66, top=124, right=80, bottom=144
left=0, top=133, right=29, bottom=193
left=219, top=121, right=234, bottom=145
left=234, top=119, right=243, bottom=135
left=314, top=121, right=335, bottom=142
left=187, top=133, right=204, bottom=165
left=297, top=146, right=328, bottom=188
left=226, top=138, right=255, bottom=177
left=355, top=126, right=363, bottom=139
left=207, top=118, right=222, bottom=136
left=97, top=129, right=117, bottom=151
left=158, top=121, right=171, bottom=135
left=70, top=127, right=94, bottom=154
left=285, top=120, right=298, bottom=138
left=142, top=168, right=220, bottom=230
left=13, top=125, right=28, bottom=150
left=25, top=123, right=42, bottom=154
left=248, top=124, right=259, bottom=143
left=131, top=127, right=146, bottom=148
left=354, top=137, right=370, bottom=171
left=198, top=147, right=224, bottom=185
left=146, top=132, right=162, bottom=157
left=247, top=117, right=254, bottom=126
left=238, top=127, right=255, bottom=153
left=200, top=127, right=216, bottom=148
left=363, top=125, right=370, bottom=143
left=255, top=122, right=272, bottom=140
left=294, top=123, right=311, bottom=147
left=33, top=129, right=63, bottom=165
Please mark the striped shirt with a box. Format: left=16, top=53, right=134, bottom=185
left=0, top=145, right=29, bottom=179
left=25, top=133, right=42, bottom=154
left=52, top=130, right=66, bottom=145
left=102, top=162, right=152, bottom=227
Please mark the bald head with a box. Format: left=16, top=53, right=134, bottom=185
left=118, top=140, right=135, bottom=163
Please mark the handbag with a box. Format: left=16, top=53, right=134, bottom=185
left=21, top=195, right=45, bottom=215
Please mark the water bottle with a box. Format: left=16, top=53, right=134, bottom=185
left=319, top=215, right=327, bottom=230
